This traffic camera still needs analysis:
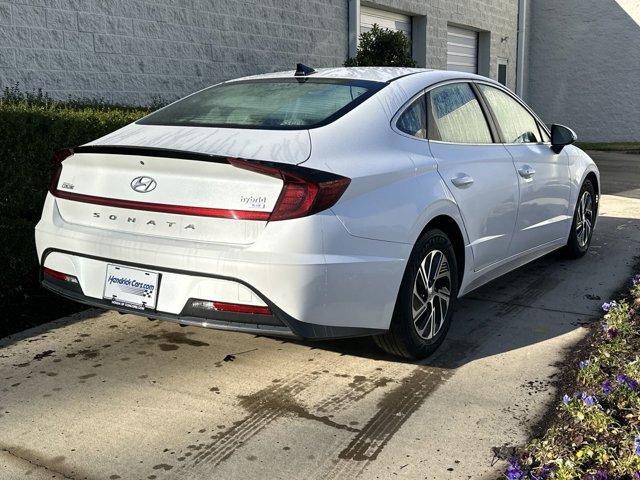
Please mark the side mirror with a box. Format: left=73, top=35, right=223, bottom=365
left=550, top=124, right=577, bottom=154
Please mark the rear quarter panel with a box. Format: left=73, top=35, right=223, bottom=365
left=306, top=84, right=467, bottom=247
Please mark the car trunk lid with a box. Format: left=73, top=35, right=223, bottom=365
left=86, top=123, right=311, bottom=164
left=52, top=145, right=290, bottom=245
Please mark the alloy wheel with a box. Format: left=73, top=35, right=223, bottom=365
left=412, top=250, right=452, bottom=340
left=576, top=191, right=594, bottom=248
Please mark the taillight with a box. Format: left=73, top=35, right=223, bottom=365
left=49, top=148, right=74, bottom=194
left=43, top=267, right=79, bottom=284
left=229, top=158, right=350, bottom=221
left=190, top=300, right=272, bottom=315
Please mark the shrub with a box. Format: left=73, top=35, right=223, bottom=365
left=344, top=24, right=416, bottom=67
left=0, top=86, right=151, bottom=292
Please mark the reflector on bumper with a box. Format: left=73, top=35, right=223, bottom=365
left=43, top=267, right=79, bottom=284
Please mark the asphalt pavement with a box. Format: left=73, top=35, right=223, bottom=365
left=1, top=152, right=638, bottom=480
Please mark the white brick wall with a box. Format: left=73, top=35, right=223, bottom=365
left=0, top=0, right=519, bottom=105
left=0, top=0, right=349, bottom=104
left=361, top=0, right=519, bottom=90
left=527, top=0, right=640, bottom=142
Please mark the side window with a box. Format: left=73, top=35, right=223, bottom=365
left=427, top=83, right=493, bottom=144
left=478, top=85, right=542, bottom=143
left=396, top=95, right=426, bottom=139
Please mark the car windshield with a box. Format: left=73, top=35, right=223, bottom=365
left=137, top=78, right=385, bottom=130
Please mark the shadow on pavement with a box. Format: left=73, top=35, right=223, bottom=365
left=3, top=213, right=638, bottom=373
left=286, top=213, right=640, bottom=369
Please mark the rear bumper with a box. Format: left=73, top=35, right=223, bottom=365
left=40, top=250, right=382, bottom=339
left=36, top=194, right=410, bottom=338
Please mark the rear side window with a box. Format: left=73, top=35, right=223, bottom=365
left=478, top=85, right=542, bottom=143
left=138, top=78, right=385, bottom=130
left=396, top=95, right=426, bottom=139
left=427, top=83, right=493, bottom=144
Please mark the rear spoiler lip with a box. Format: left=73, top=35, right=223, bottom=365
left=74, top=144, right=230, bottom=164
left=72, top=144, right=344, bottom=183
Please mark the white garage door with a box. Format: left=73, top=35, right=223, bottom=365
left=360, top=6, right=412, bottom=43
left=447, top=25, right=478, bottom=73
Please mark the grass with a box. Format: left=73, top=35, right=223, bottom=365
left=504, top=274, right=640, bottom=479
left=578, top=143, right=640, bottom=154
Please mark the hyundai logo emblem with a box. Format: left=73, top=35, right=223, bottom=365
left=130, top=176, right=157, bottom=193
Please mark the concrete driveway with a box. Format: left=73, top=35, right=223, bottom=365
left=1, top=153, right=639, bottom=480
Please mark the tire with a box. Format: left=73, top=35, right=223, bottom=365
left=564, top=179, right=596, bottom=259
left=373, top=228, right=459, bottom=359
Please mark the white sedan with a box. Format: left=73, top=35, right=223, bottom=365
left=36, top=66, right=599, bottom=359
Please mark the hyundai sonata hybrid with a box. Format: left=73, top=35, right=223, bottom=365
left=36, top=66, right=599, bottom=359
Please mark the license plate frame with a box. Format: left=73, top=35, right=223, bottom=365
left=103, top=264, right=160, bottom=311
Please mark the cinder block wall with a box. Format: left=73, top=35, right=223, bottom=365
left=527, top=0, right=640, bottom=142
left=0, top=0, right=348, bottom=105
left=364, top=0, right=519, bottom=91
left=0, top=0, right=520, bottom=106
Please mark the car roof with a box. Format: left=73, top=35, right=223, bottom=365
left=235, top=67, right=425, bottom=83
left=232, top=67, right=491, bottom=85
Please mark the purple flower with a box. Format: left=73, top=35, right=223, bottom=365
left=602, top=380, right=613, bottom=395
left=562, top=394, right=571, bottom=405
left=634, top=471, right=640, bottom=480
left=617, top=374, right=639, bottom=391
left=583, top=395, right=597, bottom=406
left=580, top=360, right=590, bottom=369
left=635, top=436, right=640, bottom=456
left=632, top=274, right=640, bottom=286
left=602, top=302, right=612, bottom=312
left=587, top=470, right=609, bottom=480
left=539, top=464, right=554, bottom=479
left=506, top=458, right=523, bottom=480
left=607, top=328, right=619, bottom=339
left=531, top=464, right=553, bottom=480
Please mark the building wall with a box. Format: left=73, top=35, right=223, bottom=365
left=527, top=0, right=640, bottom=142
left=0, top=0, right=519, bottom=105
left=0, top=0, right=349, bottom=105
left=358, top=0, right=519, bottom=91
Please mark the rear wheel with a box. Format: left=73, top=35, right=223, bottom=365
left=564, top=179, right=596, bottom=258
left=374, top=229, right=459, bottom=359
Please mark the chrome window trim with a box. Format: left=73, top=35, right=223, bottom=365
left=501, top=142, right=553, bottom=147
left=390, top=89, right=429, bottom=142
left=428, top=140, right=509, bottom=147
left=390, top=77, right=553, bottom=147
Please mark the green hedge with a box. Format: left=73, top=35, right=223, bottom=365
left=0, top=94, right=150, bottom=292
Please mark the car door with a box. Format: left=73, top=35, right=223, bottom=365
left=476, top=84, right=572, bottom=256
left=427, top=82, right=519, bottom=271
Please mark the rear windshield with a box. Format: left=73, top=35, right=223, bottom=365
left=137, top=78, right=385, bottom=130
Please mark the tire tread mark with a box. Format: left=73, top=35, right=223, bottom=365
left=192, top=375, right=310, bottom=467
left=320, top=366, right=453, bottom=480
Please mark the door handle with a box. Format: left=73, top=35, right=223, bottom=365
left=518, top=165, right=536, bottom=179
left=450, top=174, right=474, bottom=188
